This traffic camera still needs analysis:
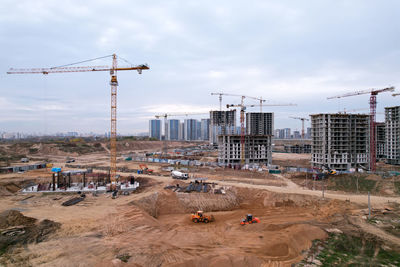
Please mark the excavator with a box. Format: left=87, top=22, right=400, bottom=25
left=191, top=211, right=215, bottom=223
left=240, top=214, right=260, bottom=225
left=138, top=164, right=153, bottom=174
left=313, top=165, right=337, bottom=180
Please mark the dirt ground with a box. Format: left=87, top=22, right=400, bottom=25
left=0, top=176, right=353, bottom=266
left=1, top=141, right=400, bottom=266
left=1, top=171, right=399, bottom=266
left=272, top=152, right=310, bottom=168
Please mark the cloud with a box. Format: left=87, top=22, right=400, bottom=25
left=1, top=0, right=399, bottom=134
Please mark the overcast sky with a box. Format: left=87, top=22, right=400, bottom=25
left=1, top=0, right=399, bottom=135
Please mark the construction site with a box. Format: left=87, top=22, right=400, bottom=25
left=1, top=53, right=400, bottom=267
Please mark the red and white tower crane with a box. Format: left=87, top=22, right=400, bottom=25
left=327, top=86, right=395, bottom=171
left=7, top=54, right=149, bottom=187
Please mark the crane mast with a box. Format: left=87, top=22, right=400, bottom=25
left=290, top=116, right=309, bottom=139
left=110, top=54, right=118, bottom=185
left=7, top=54, right=149, bottom=187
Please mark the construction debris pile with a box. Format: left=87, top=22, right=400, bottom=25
left=0, top=210, right=60, bottom=254
left=164, top=180, right=226, bottom=194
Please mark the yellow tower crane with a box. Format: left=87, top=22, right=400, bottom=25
left=7, top=54, right=149, bottom=188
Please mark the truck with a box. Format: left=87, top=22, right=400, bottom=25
left=171, top=170, right=189, bottom=180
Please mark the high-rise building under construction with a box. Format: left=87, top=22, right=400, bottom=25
left=385, top=106, right=400, bottom=165
left=218, top=112, right=273, bottom=165
left=311, top=113, right=370, bottom=171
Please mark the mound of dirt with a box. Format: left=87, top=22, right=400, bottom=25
left=130, top=192, right=160, bottom=217
left=0, top=210, right=37, bottom=228
left=176, top=190, right=239, bottom=213
left=131, top=190, right=239, bottom=218
left=0, top=183, right=21, bottom=196
left=236, top=187, right=317, bottom=209
left=0, top=210, right=60, bottom=256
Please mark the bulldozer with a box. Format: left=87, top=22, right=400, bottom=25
left=240, top=214, right=260, bottom=225
left=191, top=211, right=215, bottom=223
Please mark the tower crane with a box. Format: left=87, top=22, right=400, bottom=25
left=210, top=92, right=266, bottom=111
left=7, top=54, right=149, bottom=187
left=327, top=86, right=395, bottom=172
left=226, top=102, right=296, bottom=164
left=289, top=116, right=310, bottom=139
left=393, top=93, right=400, bottom=97
left=155, top=112, right=208, bottom=156
left=210, top=92, right=266, bottom=139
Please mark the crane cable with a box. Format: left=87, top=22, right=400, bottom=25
left=50, top=54, right=114, bottom=69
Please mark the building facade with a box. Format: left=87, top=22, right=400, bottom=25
left=218, top=112, right=273, bottom=166
left=209, top=110, right=237, bottom=145
left=218, top=135, right=272, bottom=165
left=201, top=119, right=210, bottom=141
left=184, top=119, right=198, bottom=141
left=283, top=128, right=291, bottom=139
left=385, top=106, right=400, bottom=165
left=167, top=119, right=180, bottom=141
left=149, top=119, right=162, bottom=140
left=376, top=122, right=386, bottom=160
left=311, top=113, right=370, bottom=171
left=293, top=131, right=301, bottom=139
left=179, top=122, right=185, bottom=140
left=246, top=112, right=273, bottom=135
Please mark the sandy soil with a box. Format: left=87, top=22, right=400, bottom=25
left=0, top=179, right=351, bottom=266
left=272, top=153, right=311, bottom=168
left=1, top=173, right=400, bottom=266
left=1, top=142, right=400, bottom=266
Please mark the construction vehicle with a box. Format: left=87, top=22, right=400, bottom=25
left=191, top=211, right=215, bottom=223
left=240, top=214, right=260, bottom=225
left=139, top=164, right=153, bottom=174
left=312, top=165, right=337, bottom=180
left=171, top=170, right=189, bottom=180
